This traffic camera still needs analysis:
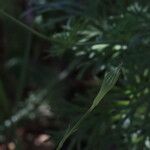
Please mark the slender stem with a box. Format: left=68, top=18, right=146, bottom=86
left=56, top=109, right=91, bottom=150
left=16, top=32, right=32, bottom=102
left=0, top=9, right=50, bottom=41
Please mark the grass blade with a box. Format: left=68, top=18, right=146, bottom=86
left=56, top=64, right=122, bottom=150
left=90, top=63, right=122, bottom=110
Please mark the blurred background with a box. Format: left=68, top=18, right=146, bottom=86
left=0, top=0, right=150, bottom=149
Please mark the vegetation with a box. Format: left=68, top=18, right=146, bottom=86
left=0, top=0, right=150, bottom=149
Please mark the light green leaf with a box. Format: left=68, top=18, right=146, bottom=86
left=90, top=64, right=122, bottom=110
left=56, top=64, right=122, bottom=150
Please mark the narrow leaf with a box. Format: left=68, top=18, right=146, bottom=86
left=90, top=64, right=122, bottom=110
left=56, top=64, right=122, bottom=150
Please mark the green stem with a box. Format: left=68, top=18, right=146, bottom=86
left=56, top=109, right=91, bottom=150
left=16, top=32, right=32, bottom=102
left=0, top=9, right=50, bottom=41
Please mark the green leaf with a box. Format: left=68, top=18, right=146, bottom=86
left=56, top=64, right=122, bottom=150
left=90, top=64, right=122, bottom=110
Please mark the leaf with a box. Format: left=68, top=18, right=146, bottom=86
left=56, top=64, right=122, bottom=150
left=90, top=63, right=122, bottom=110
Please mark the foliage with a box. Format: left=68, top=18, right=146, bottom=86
left=57, top=65, right=121, bottom=150
left=0, top=0, right=150, bottom=149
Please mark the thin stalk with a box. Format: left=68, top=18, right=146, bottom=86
left=0, top=9, right=50, bottom=41
left=56, top=109, right=91, bottom=150
left=16, top=32, right=32, bottom=102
